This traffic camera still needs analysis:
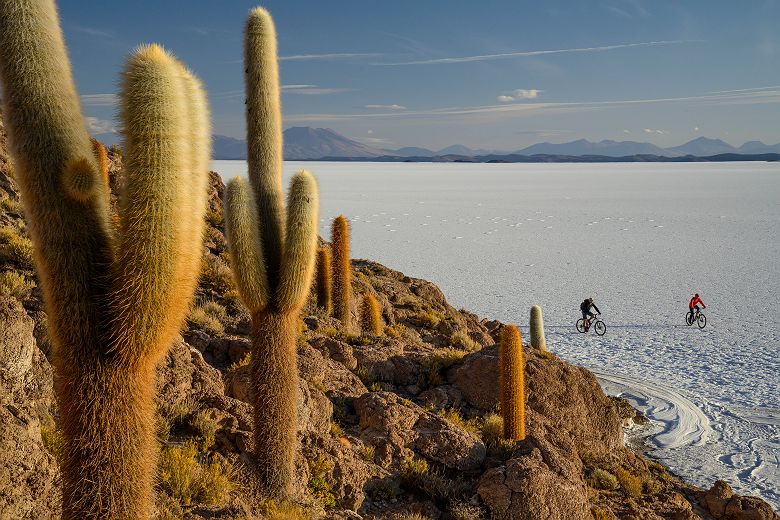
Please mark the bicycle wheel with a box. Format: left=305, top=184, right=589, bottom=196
left=576, top=319, right=587, bottom=333
left=685, top=311, right=694, bottom=326
left=697, top=314, right=706, bottom=329
left=594, top=320, right=607, bottom=336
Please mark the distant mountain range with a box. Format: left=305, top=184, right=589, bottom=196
left=211, top=127, right=780, bottom=161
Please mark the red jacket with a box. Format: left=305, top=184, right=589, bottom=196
left=689, top=296, right=705, bottom=308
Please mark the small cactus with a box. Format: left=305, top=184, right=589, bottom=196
left=90, top=137, right=109, bottom=185
left=499, top=324, right=526, bottom=441
left=315, top=247, right=332, bottom=314
left=361, top=293, right=383, bottom=336
left=530, top=304, right=548, bottom=352
left=331, top=215, right=352, bottom=327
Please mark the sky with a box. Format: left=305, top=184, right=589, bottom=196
left=59, top=0, right=780, bottom=151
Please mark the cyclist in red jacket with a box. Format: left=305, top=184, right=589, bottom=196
left=689, top=293, right=706, bottom=318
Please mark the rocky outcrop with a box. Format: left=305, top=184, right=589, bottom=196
left=355, top=392, right=485, bottom=471
left=0, top=297, right=60, bottom=519
left=700, top=480, right=780, bottom=520
left=450, top=344, right=624, bottom=452
left=477, top=449, right=591, bottom=520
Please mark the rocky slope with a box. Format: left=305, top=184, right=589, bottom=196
left=0, top=123, right=777, bottom=519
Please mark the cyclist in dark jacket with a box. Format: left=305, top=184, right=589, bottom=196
left=580, top=298, right=600, bottom=330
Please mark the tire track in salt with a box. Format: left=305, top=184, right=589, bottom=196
left=591, top=369, right=710, bottom=449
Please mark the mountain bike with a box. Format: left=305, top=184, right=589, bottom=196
left=686, top=308, right=707, bottom=329
left=576, top=314, right=606, bottom=336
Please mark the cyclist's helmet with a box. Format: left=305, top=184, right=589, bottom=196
left=694, top=293, right=699, bottom=298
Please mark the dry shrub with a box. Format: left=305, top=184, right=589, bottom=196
left=307, top=454, right=335, bottom=507
left=0, top=226, right=34, bottom=270
left=615, top=467, right=642, bottom=497
left=199, top=256, right=234, bottom=294
left=591, top=506, right=615, bottom=520
left=450, top=500, right=485, bottom=520
left=0, top=270, right=34, bottom=300
left=260, top=500, right=311, bottom=520
left=588, top=468, right=619, bottom=490
left=40, top=417, right=64, bottom=466
left=438, top=408, right=481, bottom=435
left=187, top=302, right=225, bottom=336
left=158, top=441, right=233, bottom=507
left=481, top=413, right=516, bottom=454
left=420, top=348, right=466, bottom=386
left=449, top=331, right=481, bottom=352
left=360, top=444, right=376, bottom=462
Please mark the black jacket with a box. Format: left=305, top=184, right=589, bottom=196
left=580, top=300, right=600, bottom=314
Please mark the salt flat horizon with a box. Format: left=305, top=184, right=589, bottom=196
left=212, top=159, right=780, bottom=506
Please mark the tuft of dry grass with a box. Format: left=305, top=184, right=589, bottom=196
left=449, top=500, right=485, bottom=520
left=587, top=468, right=619, bottom=490
left=438, top=408, right=481, bottom=435
left=359, top=444, right=376, bottom=463
left=199, top=256, right=234, bottom=294
left=615, top=467, right=643, bottom=497
left=591, top=506, right=615, bottom=520
left=414, top=310, right=443, bottom=328
left=400, top=456, right=429, bottom=480
left=40, top=417, right=64, bottom=466
left=481, top=413, right=516, bottom=454
left=187, top=302, right=225, bottom=336
left=189, top=410, right=219, bottom=451
left=420, top=348, right=466, bottom=386
left=0, top=270, right=35, bottom=300
left=449, top=331, right=481, bottom=352
left=307, top=454, right=335, bottom=507
left=157, top=441, right=234, bottom=507
left=0, top=226, right=34, bottom=270
left=259, top=500, right=311, bottom=520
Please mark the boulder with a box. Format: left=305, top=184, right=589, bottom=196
left=477, top=449, right=591, bottom=520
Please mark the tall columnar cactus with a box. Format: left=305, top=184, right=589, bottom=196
left=223, top=7, right=320, bottom=499
left=315, top=247, right=332, bottom=314
left=530, top=304, right=548, bottom=353
left=331, top=214, right=352, bottom=327
left=0, top=1, right=211, bottom=517
left=499, top=324, right=526, bottom=441
left=361, top=293, right=383, bottom=336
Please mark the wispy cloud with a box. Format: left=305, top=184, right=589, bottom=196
left=364, top=104, right=407, bottom=110
left=644, top=128, right=666, bottom=134
left=280, top=53, right=383, bottom=61
left=375, top=40, right=698, bottom=65
left=497, top=89, right=543, bottom=102
left=281, top=85, right=355, bottom=95
left=70, top=25, right=114, bottom=39
left=212, top=85, right=354, bottom=100
left=81, top=94, right=118, bottom=107
left=85, top=116, right=116, bottom=134
left=706, top=85, right=780, bottom=94
left=283, top=86, right=780, bottom=123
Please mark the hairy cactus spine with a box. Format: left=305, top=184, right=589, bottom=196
left=530, top=304, right=547, bottom=352
left=499, top=324, right=526, bottom=441
left=0, top=2, right=210, bottom=515
left=223, top=7, right=320, bottom=500
left=316, top=247, right=332, bottom=314
left=361, top=293, right=383, bottom=336
left=331, top=215, right=352, bottom=326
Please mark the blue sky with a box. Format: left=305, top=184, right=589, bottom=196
left=60, top=0, right=780, bottom=150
